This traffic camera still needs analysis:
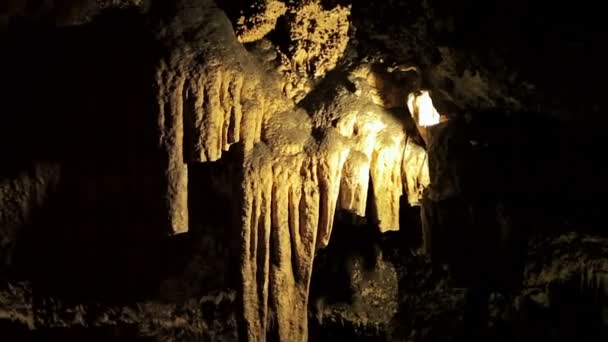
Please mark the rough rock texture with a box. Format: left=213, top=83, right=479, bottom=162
left=235, top=0, right=287, bottom=43
left=522, top=233, right=608, bottom=303
left=229, top=0, right=351, bottom=104
left=0, top=282, right=237, bottom=341
left=285, top=0, right=351, bottom=79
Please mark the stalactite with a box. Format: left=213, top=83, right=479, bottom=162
left=239, top=148, right=312, bottom=342
left=155, top=62, right=189, bottom=235
left=179, top=64, right=265, bottom=163
left=153, top=2, right=436, bottom=340
left=154, top=0, right=291, bottom=236
left=268, top=152, right=313, bottom=342
left=240, top=144, right=273, bottom=341
left=239, top=120, right=351, bottom=341
left=235, top=100, right=434, bottom=340
left=315, top=130, right=350, bottom=249
left=332, top=109, right=414, bottom=232
left=369, top=130, right=405, bottom=232
left=339, top=151, right=370, bottom=216
left=158, top=69, right=432, bottom=338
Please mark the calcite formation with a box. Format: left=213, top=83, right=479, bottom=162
left=239, top=126, right=348, bottom=341
left=154, top=0, right=291, bottom=234
left=235, top=0, right=287, bottom=43
left=154, top=0, right=432, bottom=341
left=235, top=0, right=352, bottom=104
left=286, top=0, right=351, bottom=79
left=237, top=94, right=431, bottom=340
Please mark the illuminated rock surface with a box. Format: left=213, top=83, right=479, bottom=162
left=151, top=1, right=430, bottom=340
left=235, top=0, right=287, bottom=44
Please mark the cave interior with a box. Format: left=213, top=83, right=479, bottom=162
left=1, top=0, right=608, bottom=341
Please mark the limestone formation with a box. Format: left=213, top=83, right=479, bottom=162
left=0, top=0, right=433, bottom=336
left=1, top=1, right=605, bottom=341
left=239, top=129, right=348, bottom=341
left=233, top=0, right=352, bottom=102
left=12, top=3, right=572, bottom=342
left=235, top=0, right=287, bottom=43
left=234, top=64, right=433, bottom=340
left=154, top=0, right=291, bottom=234
left=237, top=94, right=428, bottom=339
left=286, top=0, right=351, bottom=79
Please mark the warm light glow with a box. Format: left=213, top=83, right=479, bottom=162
left=407, top=91, right=441, bottom=127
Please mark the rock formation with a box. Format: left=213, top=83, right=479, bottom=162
left=152, top=1, right=431, bottom=340
left=3, top=0, right=606, bottom=341
left=235, top=0, right=287, bottom=44
left=153, top=0, right=292, bottom=234
left=284, top=0, right=351, bottom=79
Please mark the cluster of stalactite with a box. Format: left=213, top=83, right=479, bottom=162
left=154, top=1, right=431, bottom=341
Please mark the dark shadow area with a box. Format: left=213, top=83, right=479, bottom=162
left=0, top=8, right=212, bottom=303
left=310, top=211, right=380, bottom=306
left=544, top=276, right=608, bottom=342
left=425, top=0, right=604, bottom=47
left=0, top=320, right=154, bottom=342
left=187, top=144, right=245, bottom=292
left=464, top=109, right=607, bottom=236
left=482, top=273, right=608, bottom=342
left=309, top=211, right=388, bottom=341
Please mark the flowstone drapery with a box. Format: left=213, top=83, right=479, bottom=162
left=155, top=1, right=431, bottom=341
